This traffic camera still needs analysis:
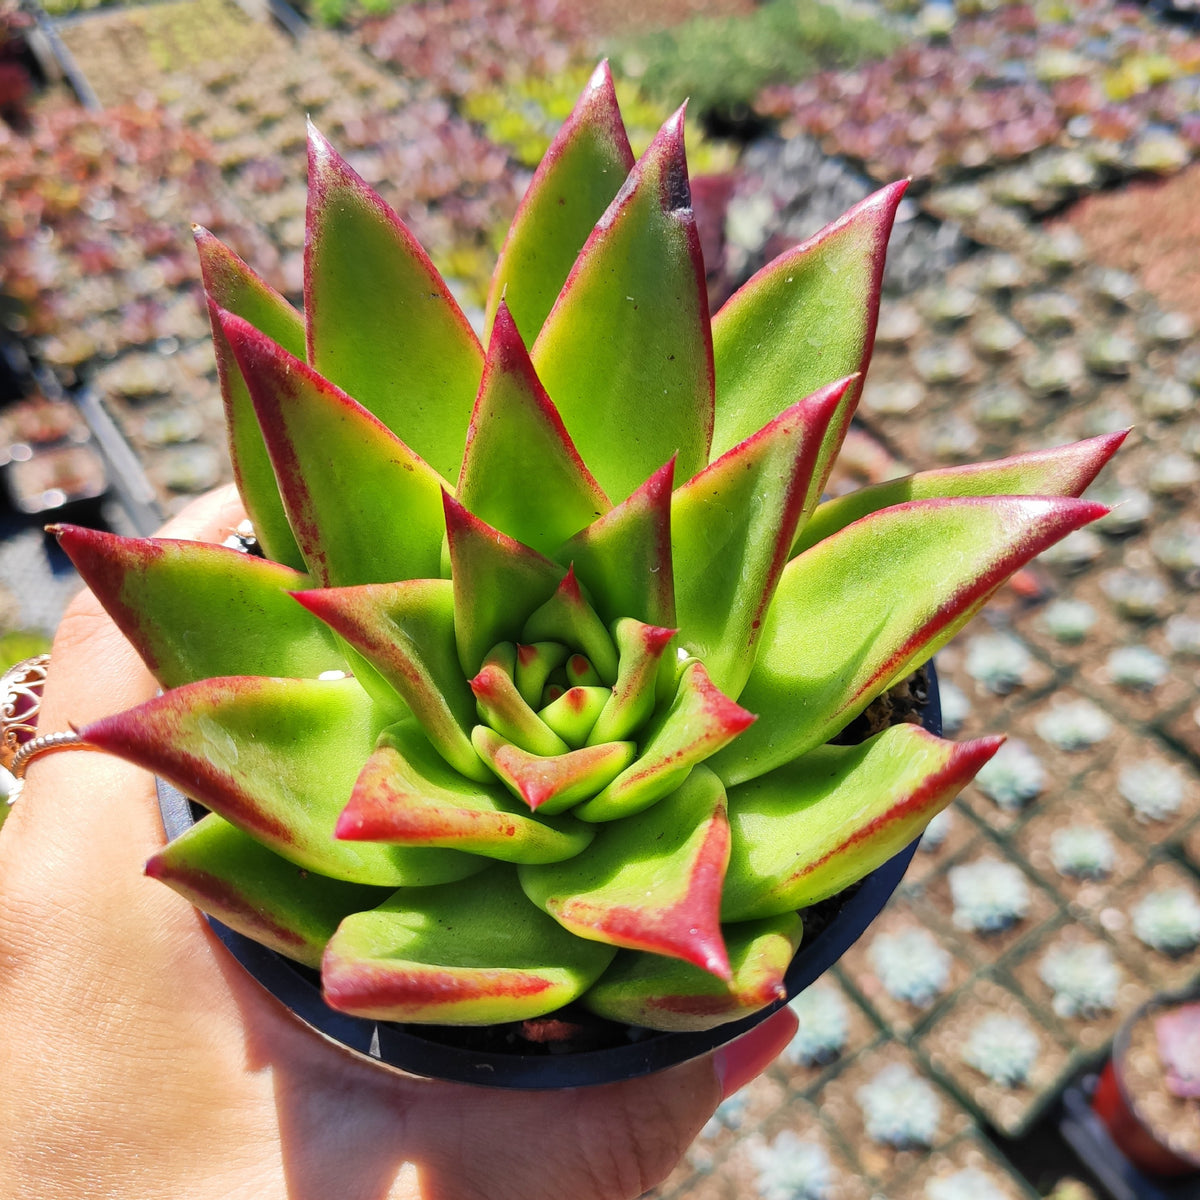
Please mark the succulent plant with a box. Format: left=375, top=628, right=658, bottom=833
left=1083, top=332, right=1137, bottom=377
left=856, top=1062, right=943, bottom=1149
left=1049, top=825, right=1115, bottom=881
left=1147, top=452, right=1200, bottom=498
left=1099, top=569, right=1168, bottom=620
left=1105, top=645, right=1169, bottom=691
left=868, top=926, right=952, bottom=1007
left=1038, top=527, right=1104, bottom=572
left=785, top=981, right=850, bottom=1066
left=1038, top=938, right=1120, bottom=1019
left=1139, top=378, right=1194, bottom=421
left=1118, top=759, right=1186, bottom=823
left=748, top=1131, right=836, bottom=1200
left=926, top=1167, right=1010, bottom=1200
left=913, top=340, right=976, bottom=386
left=1132, top=888, right=1200, bottom=955
left=962, top=1011, right=1040, bottom=1086
left=50, top=70, right=1115, bottom=1035
left=920, top=806, right=956, bottom=851
left=1036, top=698, right=1113, bottom=752
left=936, top=681, right=969, bottom=736
left=948, top=857, right=1031, bottom=934
left=1021, top=347, right=1085, bottom=399
left=1039, top=597, right=1097, bottom=644
left=971, top=383, right=1031, bottom=428
left=970, top=315, right=1025, bottom=360
left=963, top=632, right=1033, bottom=695
left=973, top=739, right=1045, bottom=811
left=1165, top=614, right=1200, bottom=657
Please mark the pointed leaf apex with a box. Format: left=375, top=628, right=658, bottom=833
left=560, top=563, right=583, bottom=603
left=648, top=106, right=691, bottom=213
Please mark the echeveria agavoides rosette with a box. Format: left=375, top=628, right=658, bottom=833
left=62, top=63, right=1119, bottom=1033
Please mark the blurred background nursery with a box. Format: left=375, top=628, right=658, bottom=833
left=3, top=0, right=1200, bottom=1195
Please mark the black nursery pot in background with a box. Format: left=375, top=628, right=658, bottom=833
left=155, top=667, right=942, bottom=1089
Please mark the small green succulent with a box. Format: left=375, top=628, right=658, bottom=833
left=962, top=1012, right=1039, bottom=1087
left=54, top=68, right=1116, bottom=1033
left=1131, top=888, right=1200, bottom=956
left=856, top=1062, right=942, bottom=1149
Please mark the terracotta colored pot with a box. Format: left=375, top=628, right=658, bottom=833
left=1092, top=995, right=1200, bottom=1179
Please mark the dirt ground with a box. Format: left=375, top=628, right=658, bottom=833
left=1060, top=164, right=1200, bottom=322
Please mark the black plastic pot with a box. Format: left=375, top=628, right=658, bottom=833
left=156, top=667, right=941, bottom=1089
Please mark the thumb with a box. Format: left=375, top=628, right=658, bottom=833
left=412, top=1004, right=799, bottom=1200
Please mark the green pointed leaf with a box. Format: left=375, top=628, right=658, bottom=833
left=556, top=459, right=676, bottom=629
left=672, top=379, right=848, bottom=697
left=520, top=766, right=731, bottom=977
left=711, top=182, right=906, bottom=507
left=581, top=913, right=801, bottom=1033
left=195, top=227, right=305, bottom=570
left=722, top=726, right=1003, bottom=921
left=587, top=619, right=675, bottom=745
left=539, top=686, right=609, bottom=747
left=531, top=108, right=713, bottom=503
left=304, top=124, right=483, bottom=481
left=322, top=865, right=616, bottom=1025
left=514, top=641, right=570, bottom=708
left=794, top=430, right=1130, bottom=556
left=53, top=525, right=342, bottom=689
left=220, top=312, right=449, bottom=588
left=336, top=721, right=593, bottom=864
left=521, top=567, right=619, bottom=684
left=458, top=302, right=609, bottom=555
left=712, top=496, right=1108, bottom=785
left=470, top=643, right=570, bottom=757
left=444, top=494, right=565, bottom=676
left=146, top=813, right=389, bottom=968
left=576, top=661, right=754, bottom=822
left=471, top=727, right=635, bottom=815
left=485, top=61, right=634, bottom=344
left=81, top=677, right=480, bottom=888
left=292, top=579, right=489, bottom=783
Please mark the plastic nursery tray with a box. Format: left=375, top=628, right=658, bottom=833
left=1060, top=1081, right=1199, bottom=1200
left=154, top=673, right=942, bottom=1089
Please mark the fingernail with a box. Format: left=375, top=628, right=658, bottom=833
left=712, top=1005, right=798, bottom=1100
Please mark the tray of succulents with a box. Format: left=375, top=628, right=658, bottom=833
left=57, top=64, right=1122, bottom=1087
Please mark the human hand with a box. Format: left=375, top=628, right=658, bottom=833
left=0, top=485, right=798, bottom=1200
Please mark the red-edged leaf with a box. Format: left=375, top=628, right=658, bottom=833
left=711, top=181, right=906, bottom=507
left=539, top=685, right=610, bottom=746
left=722, top=726, right=1003, bottom=920
left=513, top=641, right=570, bottom=708
left=304, top=124, right=483, bottom=481
left=471, top=726, right=635, bottom=815
left=146, top=813, right=389, bottom=968
left=81, top=677, right=478, bottom=888
left=54, top=525, right=342, bottom=689
left=470, top=643, right=570, bottom=757
left=521, top=566, right=619, bottom=684
left=672, top=379, right=848, bottom=697
left=531, top=107, right=713, bottom=503
left=520, top=766, right=731, bottom=978
left=555, top=459, right=676, bottom=629
left=458, top=302, right=609, bottom=555
left=575, top=661, right=755, bottom=822
left=485, top=61, right=635, bottom=344
left=321, top=864, right=615, bottom=1025
left=444, top=494, right=565, bottom=676
left=581, top=913, right=802, bottom=1032
left=587, top=619, right=675, bottom=745
left=292, top=579, right=489, bottom=782
left=220, top=312, right=448, bottom=588
left=794, top=430, right=1129, bottom=555
left=336, top=721, right=592, bottom=864
left=712, top=496, right=1108, bottom=785
left=195, top=226, right=305, bottom=569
